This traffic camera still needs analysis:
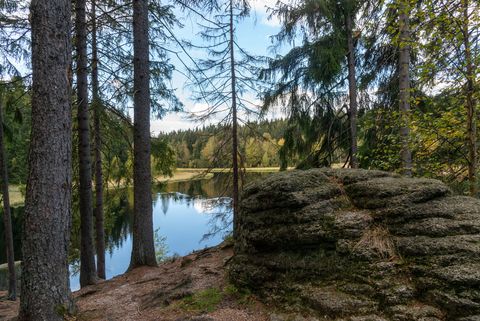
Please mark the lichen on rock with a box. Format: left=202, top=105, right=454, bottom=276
left=229, top=168, right=480, bottom=320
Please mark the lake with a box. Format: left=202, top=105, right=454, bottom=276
left=69, top=173, right=240, bottom=290
left=0, top=172, right=271, bottom=291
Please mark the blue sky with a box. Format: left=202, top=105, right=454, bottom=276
left=152, top=0, right=288, bottom=134
left=3, top=0, right=289, bottom=134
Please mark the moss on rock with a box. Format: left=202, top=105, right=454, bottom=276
left=230, top=168, right=480, bottom=320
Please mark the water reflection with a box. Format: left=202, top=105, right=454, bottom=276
left=1, top=172, right=269, bottom=291
left=69, top=173, right=244, bottom=290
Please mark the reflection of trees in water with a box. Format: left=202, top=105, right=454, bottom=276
left=159, top=172, right=268, bottom=199
left=194, top=173, right=268, bottom=239
left=68, top=188, right=133, bottom=267
left=159, top=193, right=169, bottom=214
left=201, top=197, right=233, bottom=241
left=104, top=189, right=132, bottom=254
left=0, top=172, right=272, bottom=265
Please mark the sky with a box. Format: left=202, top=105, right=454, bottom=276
left=151, top=0, right=288, bottom=134
left=3, top=0, right=290, bottom=134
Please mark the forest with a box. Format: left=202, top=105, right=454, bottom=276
left=0, top=0, right=479, bottom=320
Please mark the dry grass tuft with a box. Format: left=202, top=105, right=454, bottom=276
left=354, top=226, right=397, bottom=259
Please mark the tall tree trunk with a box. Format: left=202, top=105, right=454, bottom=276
left=398, top=0, right=412, bottom=176
left=462, top=0, right=477, bottom=196
left=0, top=96, right=16, bottom=300
left=130, top=0, right=156, bottom=268
left=229, top=0, right=240, bottom=241
left=91, top=0, right=106, bottom=279
left=76, top=0, right=97, bottom=287
left=19, top=0, right=74, bottom=318
left=345, top=12, right=358, bottom=169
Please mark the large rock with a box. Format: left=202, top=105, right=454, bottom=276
left=230, top=169, right=480, bottom=320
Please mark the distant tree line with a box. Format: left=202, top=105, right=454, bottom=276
left=160, top=119, right=287, bottom=168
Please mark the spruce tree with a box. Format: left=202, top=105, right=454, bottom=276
left=19, top=0, right=75, bottom=318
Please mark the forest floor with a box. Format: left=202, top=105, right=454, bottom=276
left=0, top=242, right=285, bottom=321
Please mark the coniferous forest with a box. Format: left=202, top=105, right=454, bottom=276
left=0, top=0, right=479, bottom=320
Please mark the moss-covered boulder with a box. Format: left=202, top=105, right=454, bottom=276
left=230, top=169, right=480, bottom=320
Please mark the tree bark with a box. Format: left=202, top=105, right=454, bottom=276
left=76, top=0, right=97, bottom=287
left=462, top=0, right=477, bottom=196
left=129, top=0, right=157, bottom=268
left=0, top=96, right=16, bottom=300
left=398, top=0, right=412, bottom=176
left=345, top=12, right=358, bottom=169
left=229, top=0, right=240, bottom=241
left=19, top=0, right=74, bottom=318
left=91, top=0, right=106, bottom=279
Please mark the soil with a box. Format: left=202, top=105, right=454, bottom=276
left=0, top=243, right=272, bottom=321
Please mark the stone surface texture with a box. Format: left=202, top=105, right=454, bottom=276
left=230, top=169, right=480, bottom=321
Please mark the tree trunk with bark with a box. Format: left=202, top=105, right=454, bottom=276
left=76, top=0, right=97, bottom=287
left=398, top=0, right=412, bottom=176
left=129, top=0, right=157, bottom=268
left=462, top=0, right=477, bottom=196
left=345, top=12, right=358, bottom=169
left=0, top=96, right=16, bottom=300
left=19, top=0, right=74, bottom=318
left=229, top=0, right=240, bottom=241
left=91, top=0, right=106, bottom=279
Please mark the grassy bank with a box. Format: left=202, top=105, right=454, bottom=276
left=155, top=167, right=282, bottom=183
left=175, top=167, right=284, bottom=173
left=6, top=167, right=282, bottom=206
left=156, top=170, right=214, bottom=183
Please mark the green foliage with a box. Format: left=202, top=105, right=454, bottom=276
left=358, top=108, right=402, bottom=172
left=152, top=137, right=176, bottom=178
left=179, top=288, right=223, bottom=313
left=261, top=0, right=378, bottom=168
left=0, top=78, right=31, bottom=185
left=90, top=0, right=182, bottom=116
left=154, top=228, right=169, bottom=262
left=224, top=283, right=254, bottom=305
left=162, top=119, right=286, bottom=168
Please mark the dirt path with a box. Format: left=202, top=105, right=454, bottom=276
left=1, top=243, right=271, bottom=321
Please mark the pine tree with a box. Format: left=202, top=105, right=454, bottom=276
left=91, top=0, right=106, bottom=280
left=184, top=0, right=258, bottom=239
left=129, top=0, right=157, bottom=268
left=262, top=0, right=374, bottom=168
left=76, top=0, right=97, bottom=286
left=0, top=91, right=16, bottom=300
left=398, top=0, right=412, bottom=176
left=19, top=0, right=75, bottom=317
left=418, top=0, right=479, bottom=194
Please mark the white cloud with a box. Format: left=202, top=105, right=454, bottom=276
left=261, top=15, right=282, bottom=27
left=151, top=114, right=197, bottom=135
left=250, top=0, right=279, bottom=11
left=151, top=102, right=217, bottom=135
left=250, top=0, right=284, bottom=27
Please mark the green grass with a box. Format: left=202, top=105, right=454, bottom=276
left=223, top=283, right=254, bottom=305
left=178, top=288, right=223, bottom=313
left=155, top=171, right=214, bottom=183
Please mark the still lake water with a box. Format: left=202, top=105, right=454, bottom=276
left=0, top=172, right=270, bottom=291
left=68, top=173, right=253, bottom=290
